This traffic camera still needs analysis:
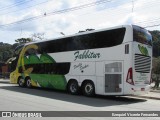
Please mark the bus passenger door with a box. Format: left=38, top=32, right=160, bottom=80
left=104, top=61, right=123, bottom=94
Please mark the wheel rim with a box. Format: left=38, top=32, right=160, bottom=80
left=70, top=83, right=77, bottom=93
left=27, top=79, right=31, bottom=87
left=19, top=78, right=24, bottom=86
left=85, top=83, right=93, bottom=94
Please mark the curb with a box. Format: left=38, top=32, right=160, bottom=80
left=0, top=79, right=10, bottom=84
left=150, top=90, right=160, bottom=93
left=133, top=95, right=160, bottom=100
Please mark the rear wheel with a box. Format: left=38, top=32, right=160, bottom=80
left=67, top=80, right=79, bottom=95
left=82, top=81, right=95, bottom=97
left=25, top=78, right=32, bottom=88
left=18, top=77, right=25, bottom=87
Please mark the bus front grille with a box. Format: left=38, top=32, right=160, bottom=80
left=134, top=54, right=151, bottom=73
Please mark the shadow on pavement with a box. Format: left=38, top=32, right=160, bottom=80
left=0, top=84, right=147, bottom=107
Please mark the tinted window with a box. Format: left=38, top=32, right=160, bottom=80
left=10, top=57, right=18, bottom=72
left=19, top=62, right=70, bottom=75
left=26, top=28, right=126, bottom=53
left=133, top=25, right=152, bottom=46
left=74, top=27, right=126, bottom=49
left=14, top=45, right=24, bottom=56
left=25, top=48, right=38, bottom=56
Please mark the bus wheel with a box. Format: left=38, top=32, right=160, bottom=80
left=18, top=77, right=25, bottom=87
left=67, top=80, right=79, bottom=95
left=82, top=81, right=95, bottom=97
left=25, top=78, right=32, bottom=88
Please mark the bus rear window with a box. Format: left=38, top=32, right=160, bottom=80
left=133, top=25, right=152, bottom=46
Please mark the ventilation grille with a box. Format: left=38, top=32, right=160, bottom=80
left=135, top=54, right=151, bottom=73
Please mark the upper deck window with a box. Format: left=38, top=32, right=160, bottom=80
left=33, top=27, right=126, bottom=53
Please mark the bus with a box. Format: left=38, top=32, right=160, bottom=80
left=9, top=25, right=152, bottom=96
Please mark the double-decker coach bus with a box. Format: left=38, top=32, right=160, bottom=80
left=9, top=25, right=152, bottom=96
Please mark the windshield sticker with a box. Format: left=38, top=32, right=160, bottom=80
left=138, top=45, right=149, bottom=56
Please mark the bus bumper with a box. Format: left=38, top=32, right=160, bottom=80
left=130, top=85, right=151, bottom=95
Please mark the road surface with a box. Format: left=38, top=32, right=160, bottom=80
left=0, top=82, right=159, bottom=120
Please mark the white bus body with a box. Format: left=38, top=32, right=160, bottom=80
left=10, top=25, right=152, bottom=96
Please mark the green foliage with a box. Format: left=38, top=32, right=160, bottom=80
left=15, top=38, right=32, bottom=44
left=150, top=31, right=160, bottom=57
left=152, top=57, right=160, bottom=74
left=0, top=42, right=14, bottom=62
left=149, top=31, right=160, bottom=75
left=0, top=38, right=33, bottom=63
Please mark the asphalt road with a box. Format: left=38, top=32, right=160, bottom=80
left=0, top=82, right=160, bottom=120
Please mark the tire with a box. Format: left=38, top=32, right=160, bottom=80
left=25, top=78, right=32, bottom=88
left=18, top=77, right=25, bottom=87
left=82, top=81, right=95, bottom=97
left=67, top=80, right=79, bottom=95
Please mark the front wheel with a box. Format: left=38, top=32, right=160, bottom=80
left=25, top=78, right=32, bottom=88
left=82, top=81, right=95, bottom=97
left=67, top=80, right=79, bottom=95
left=18, top=77, right=25, bottom=87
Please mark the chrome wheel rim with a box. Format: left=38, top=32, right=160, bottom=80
left=27, top=79, right=31, bottom=87
left=19, top=78, right=24, bottom=86
left=70, top=83, right=77, bottom=93
left=85, top=83, right=93, bottom=94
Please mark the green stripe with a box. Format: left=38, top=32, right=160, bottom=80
left=30, top=74, right=67, bottom=90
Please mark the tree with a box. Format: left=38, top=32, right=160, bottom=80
left=150, top=31, right=160, bottom=57
left=152, top=57, right=160, bottom=89
left=0, top=42, right=13, bottom=62
left=12, top=43, right=19, bottom=50
left=153, top=57, right=160, bottom=74
left=15, top=38, right=32, bottom=44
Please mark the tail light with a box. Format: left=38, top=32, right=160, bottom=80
left=126, top=67, right=134, bottom=85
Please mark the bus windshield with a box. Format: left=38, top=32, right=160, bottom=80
left=133, top=25, right=152, bottom=46
left=14, top=45, right=24, bottom=57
